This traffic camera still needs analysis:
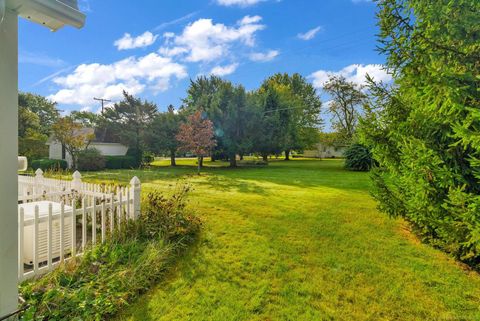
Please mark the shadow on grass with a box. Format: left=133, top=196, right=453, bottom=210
left=199, top=175, right=269, bottom=195
left=81, top=159, right=371, bottom=194
left=114, top=236, right=206, bottom=321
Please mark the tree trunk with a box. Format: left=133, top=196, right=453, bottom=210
left=211, top=154, right=216, bottom=162
left=170, top=150, right=176, bottom=166
left=70, top=150, right=77, bottom=170
left=240, top=154, right=244, bottom=160
left=197, top=156, right=201, bottom=174
left=285, top=149, right=291, bottom=161
left=262, top=153, right=268, bottom=162
left=199, top=156, right=204, bottom=168
left=229, top=154, right=237, bottom=167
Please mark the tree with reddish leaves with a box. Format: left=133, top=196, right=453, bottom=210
left=176, top=111, right=216, bottom=174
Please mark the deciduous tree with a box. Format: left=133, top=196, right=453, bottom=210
left=176, top=111, right=216, bottom=174
left=260, top=73, right=322, bottom=160
left=323, top=75, right=366, bottom=142
left=18, top=92, right=59, bottom=159
left=51, top=117, right=95, bottom=169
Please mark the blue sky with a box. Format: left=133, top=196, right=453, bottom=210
left=18, top=0, right=390, bottom=116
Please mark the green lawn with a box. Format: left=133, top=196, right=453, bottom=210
left=80, top=158, right=480, bottom=320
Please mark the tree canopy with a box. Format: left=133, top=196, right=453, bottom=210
left=146, top=105, right=183, bottom=166
left=176, top=111, right=216, bottom=173
left=18, top=92, right=59, bottom=159
left=258, top=73, right=322, bottom=160
left=323, top=75, right=366, bottom=142
left=102, top=91, right=158, bottom=165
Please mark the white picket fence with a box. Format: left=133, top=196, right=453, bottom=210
left=17, top=170, right=141, bottom=281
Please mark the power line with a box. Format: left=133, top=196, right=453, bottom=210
left=93, top=97, right=111, bottom=114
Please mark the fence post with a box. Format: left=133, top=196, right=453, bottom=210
left=72, top=171, right=82, bottom=192
left=34, top=168, right=44, bottom=195
left=130, top=176, right=141, bottom=219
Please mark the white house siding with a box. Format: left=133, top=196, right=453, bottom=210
left=93, top=143, right=128, bottom=156
left=304, top=143, right=346, bottom=158
left=47, top=141, right=128, bottom=168
left=49, top=141, right=63, bottom=160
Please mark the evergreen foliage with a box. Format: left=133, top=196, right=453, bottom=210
left=360, top=0, right=480, bottom=264
left=344, top=143, right=373, bottom=172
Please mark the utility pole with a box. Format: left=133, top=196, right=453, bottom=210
left=94, top=97, right=111, bottom=114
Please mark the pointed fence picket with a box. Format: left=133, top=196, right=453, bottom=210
left=17, top=171, right=141, bottom=281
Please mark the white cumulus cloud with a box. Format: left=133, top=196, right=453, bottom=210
left=210, top=63, right=239, bottom=76
left=114, top=31, right=159, bottom=50
left=48, top=53, right=187, bottom=107
left=216, top=0, right=265, bottom=7
left=159, top=15, right=265, bottom=63
left=249, top=50, right=279, bottom=62
left=309, top=64, right=392, bottom=88
left=239, top=15, right=262, bottom=25
left=297, top=26, right=322, bottom=41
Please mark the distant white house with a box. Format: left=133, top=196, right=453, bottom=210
left=304, top=142, right=347, bottom=158
left=47, top=128, right=128, bottom=168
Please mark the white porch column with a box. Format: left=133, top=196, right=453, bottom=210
left=0, top=8, right=19, bottom=317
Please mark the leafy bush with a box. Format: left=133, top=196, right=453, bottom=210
left=105, top=156, right=137, bottom=169
left=142, top=152, right=155, bottom=167
left=30, top=158, right=68, bottom=171
left=77, top=148, right=106, bottom=171
left=344, top=144, right=373, bottom=171
left=126, top=147, right=142, bottom=168
left=140, top=185, right=201, bottom=242
left=20, top=186, right=200, bottom=321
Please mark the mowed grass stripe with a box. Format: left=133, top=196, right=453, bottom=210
left=77, top=159, right=480, bottom=320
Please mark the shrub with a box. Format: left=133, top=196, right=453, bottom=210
left=30, top=158, right=68, bottom=171
left=142, top=152, right=155, bottom=167
left=20, top=185, right=200, bottom=321
left=139, top=185, right=201, bottom=243
left=344, top=144, right=373, bottom=171
left=105, top=155, right=123, bottom=169
left=105, top=156, right=137, bottom=169
left=77, top=148, right=106, bottom=171
left=126, top=147, right=142, bottom=168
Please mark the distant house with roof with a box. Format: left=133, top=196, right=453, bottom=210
left=47, top=127, right=128, bottom=168
left=303, top=132, right=348, bottom=158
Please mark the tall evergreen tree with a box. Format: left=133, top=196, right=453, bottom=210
left=360, top=0, right=480, bottom=263
left=102, top=91, right=157, bottom=166
left=146, top=105, right=182, bottom=166
left=184, top=76, right=254, bottom=167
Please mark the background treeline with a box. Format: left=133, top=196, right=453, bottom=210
left=19, top=73, right=324, bottom=170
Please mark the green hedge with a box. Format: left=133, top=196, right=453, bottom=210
left=77, top=149, right=106, bottom=171
left=30, top=159, right=68, bottom=171
left=105, top=156, right=137, bottom=169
